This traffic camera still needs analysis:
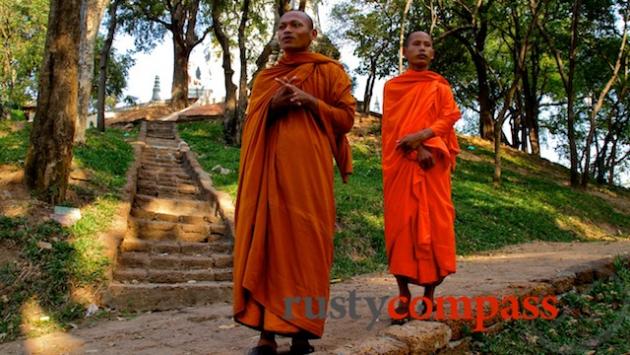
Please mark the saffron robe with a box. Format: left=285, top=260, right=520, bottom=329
left=233, top=51, right=355, bottom=338
left=382, top=70, right=461, bottom=285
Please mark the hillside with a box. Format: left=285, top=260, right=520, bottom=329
left=179, top=115, right=630, bottom=278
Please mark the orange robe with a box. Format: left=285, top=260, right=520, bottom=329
left=233, top=52, right=355, bottom=338
left=382, top=70, right=461, bottom=285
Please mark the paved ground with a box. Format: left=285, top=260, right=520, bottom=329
left=1, top=240, right=628, bottom=355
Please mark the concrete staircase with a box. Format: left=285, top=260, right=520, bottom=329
left=107, top=121, right=233, bottom=311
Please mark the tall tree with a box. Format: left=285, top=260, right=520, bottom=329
left=437, top=0, right=498, bottom=140
left=536, top=0, right=582, bottom=186
left=331, top=1, right=398, bottom=113
left=24, top=0, right=81, bottom=203
left=96, top=0, right=121, bottom=131
left=580, top=7, right=628, bottom=187
left=75, top=0, right=109, bottom=143
left=129, top=0, right=213, bottom=109
left=211, top=0, right=238, bottom=144
left=236, top=0, right=252, bottom=145
left=492, top=0, right=542, bottom=184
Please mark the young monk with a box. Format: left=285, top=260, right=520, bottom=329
left=232, top=10, right=355, bottom=355
left=381, top=31, right=461, bottom=324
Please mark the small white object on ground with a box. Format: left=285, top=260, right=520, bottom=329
left=52, top=206, right=82, bottom=226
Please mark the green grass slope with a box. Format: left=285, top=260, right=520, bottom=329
left=178, top=117, right=629, bottom=279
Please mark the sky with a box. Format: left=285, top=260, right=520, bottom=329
left=111, top=1, right=627, bottom=186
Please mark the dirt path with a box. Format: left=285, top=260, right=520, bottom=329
left=1, top=240, right=628, bottom=355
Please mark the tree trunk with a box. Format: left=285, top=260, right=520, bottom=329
left=171, top=36, right=190, bottom=110
left=595, top=135, right=610, bottom=184
left=24, top=0, right=81, bottom=204
left=298, top=0, right=307, bottom=11
left=522, top=56, right=540, bottom=155
left=236, top=0, right=251, bottom=146
left=75, top=0, right=109, bottom=143
left=566, top=0, right=581, bottom=187
left=212, top=0, right=238, bottom=144
left=469, top=52, right=494, bottom=140
left=96, top=0, right=119, bottom=132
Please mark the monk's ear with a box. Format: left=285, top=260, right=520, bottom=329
left=311, top=28, right=318, bottom=40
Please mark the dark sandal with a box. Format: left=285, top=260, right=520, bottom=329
left=248, top=344, right=278, bottom=355
left=390, top=304, right=410, bottom=325
left=289, top=344, right=315, bottom=354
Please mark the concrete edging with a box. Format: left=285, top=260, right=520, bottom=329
left=328, top=253, right=630, bottom=355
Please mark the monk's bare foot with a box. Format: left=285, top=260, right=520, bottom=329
left=290, top=337, right=314, bottom=354
left=391, top=295, right=411, bottom=325
left=249, top=332, right=277, bottom=355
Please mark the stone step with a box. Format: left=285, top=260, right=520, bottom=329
left=146, top=139, right=179, bottom=148
left=138, top=165, right=192, bottom=181
left=113, top=267, right=232, bottom=283
left=140, top=161, right=188, bottom=171
left=133, top=194, right=215, bottom=216
left=129, top=218, right=225, bottom=242
left=120, top=237, right=232, bottom=255
left=146, top=133, right=175, bottom=138
left=137, top=180, right=198, bottom=192
left=106, top=281, right=232, bottom=311
left=136, top=185, right=202, bottom=200
left=130, top=208, right=220, bottom=224
left=137, top=174, right=194, bottom=186
left=118, top=251, right=232, bottom=270
left=142, top=154, right=182, bottom=162
left=144, top=147, right=179, bottom=154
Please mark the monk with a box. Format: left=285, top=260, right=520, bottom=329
left=381, top=31, right=461, bottom=324
left=232, top=10, right=355, bottom=355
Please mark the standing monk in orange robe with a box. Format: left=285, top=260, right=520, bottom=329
left=382, top=31, right=461, bottom=324
left=233, top=10, right=355, bottom=355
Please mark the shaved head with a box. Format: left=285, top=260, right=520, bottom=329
left=282, top=10, right=314, bottom=30
left=404, top=31, right=432, bottom=48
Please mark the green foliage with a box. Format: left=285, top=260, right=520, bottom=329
left=330, top=1, right=400, bottom=79
left=473, top=258, right=630, bottom=354
left=0, top=0, right=49, bottom=111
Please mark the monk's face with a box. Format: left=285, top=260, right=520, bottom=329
left=277, top=11, right=317, bottom=53
left=403, top=32, right=434, bottom=71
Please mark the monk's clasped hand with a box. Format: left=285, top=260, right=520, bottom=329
left=416, top=145, right=435, bottom=170
left=275, top=76, right=317, bottom=110
left=396, top=132, right=423, bottom=152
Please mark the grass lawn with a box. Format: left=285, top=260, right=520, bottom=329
left=179, top=118, right=629, bottom=279
left=0, top=122, right=136, bottom=342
